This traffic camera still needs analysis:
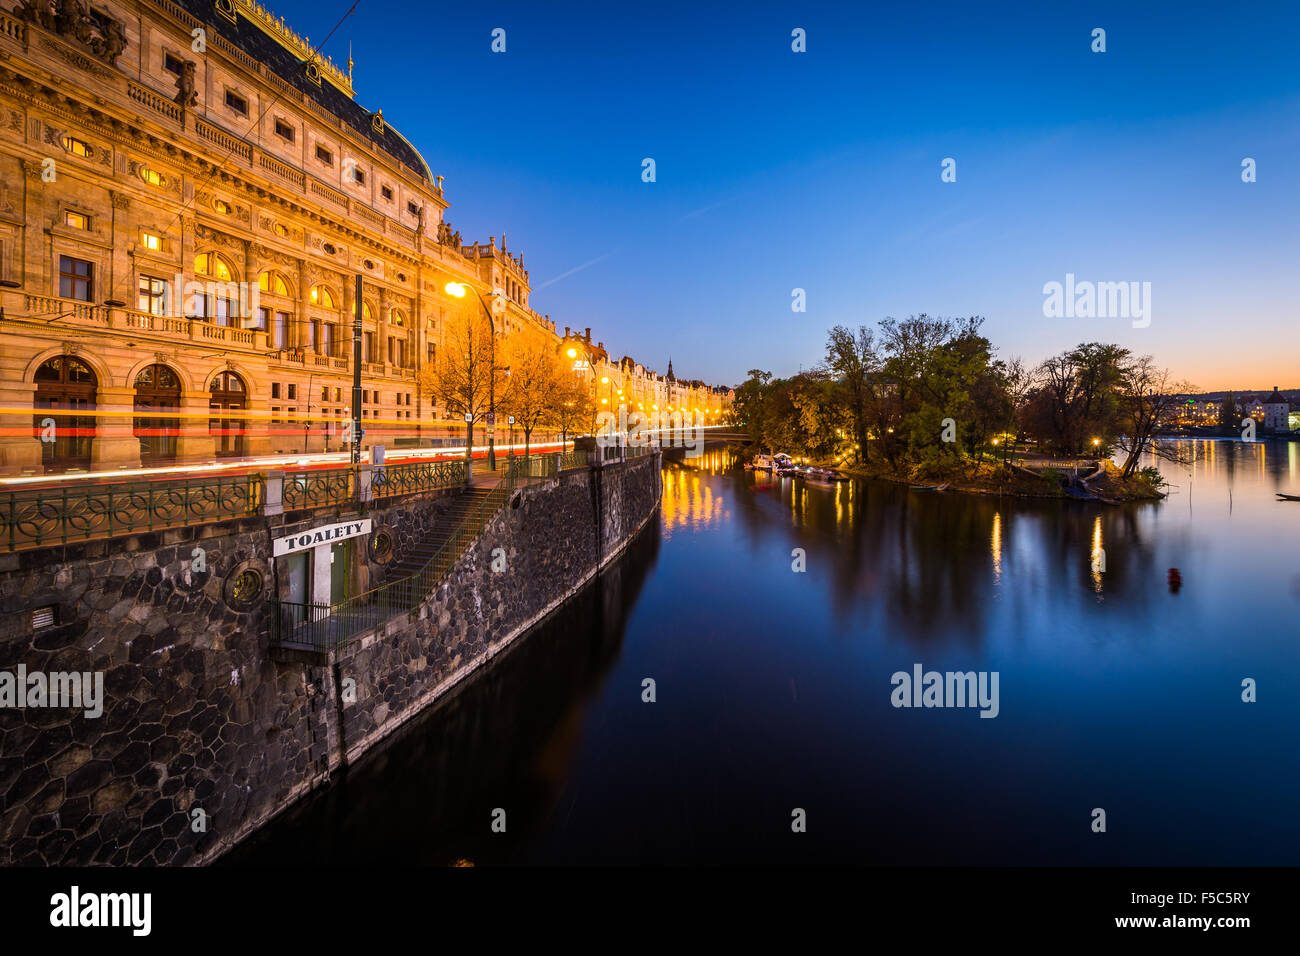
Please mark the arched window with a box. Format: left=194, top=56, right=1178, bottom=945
left=363, top=301, right=373, bottom=321
left=310, top=285, right=335, bottom=308
left=33, top=356, right=97, bottom=472
left=133, top=364, right=181, bottom=463
left=194, top=252, right=234, bottom=281
left=257, top=271, right=290, bottom=295
left=391, top=310, right=405, bottom=327
left=209, top=371, right=247, bottom=457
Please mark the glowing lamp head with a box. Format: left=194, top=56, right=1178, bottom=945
left=567, top=348, right=577, bottom=358
left=444, top=282, right=467, bottom=298
left=600, top=376, right=609, bottom=384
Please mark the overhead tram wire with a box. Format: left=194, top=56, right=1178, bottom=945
left=99, top=0, right=363, bottom=310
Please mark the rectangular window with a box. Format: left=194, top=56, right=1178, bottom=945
left=140, top=230, right=163, bottom=252
left=274, top=118, right=294, bottom=142
left=59, top=256, right=93, bottom=302
left=138, top=275, right=168, bottom=315
left=309, top=319, right=320, bottom=351
left=321, top=322, right=334, bottom=356
left=387, top=336, right=394, bottom=365
left=64, top=137, right=91, bottom=158
left=287, top=384, right=296, bottom=400
left=271, top=406, right=281, bottom=424
left=271, top=382, right=281, bottom=399
left=64, top=210, right=89, bottom=230
left=352, top=167, right=365, bottom=185
left=273, top=311, right=289, bottom=349
left=407, top=201, right=420, bottom=217
left=321, top=386, right=329, bottom=402
left=253, top=307, right=269, bottom=332
left=334, top=387, right=342, bottom=402
left=225, top=89, right=248, bottom=116
left=164, top=53, right=184, bottom=76
left=316, top=144, right=333, bottom=166
left=381, top=185, right=392, bottom=201
left=363, top=331, right=374, bottom=363
left=427, top=342, right=435, bottom=363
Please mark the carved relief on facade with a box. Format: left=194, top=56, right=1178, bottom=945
left=13, top=0, right=127, bottom=67
left=193, top=223, right=242, bottom=249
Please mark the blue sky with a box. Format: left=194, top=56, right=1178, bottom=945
left=269, top=0, right=1299, bottom=389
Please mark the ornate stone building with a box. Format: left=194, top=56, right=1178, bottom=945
left=0, top=0, right=726, bottom=476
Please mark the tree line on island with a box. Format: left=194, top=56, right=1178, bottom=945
left=732, top=315, right=1192, bottom=494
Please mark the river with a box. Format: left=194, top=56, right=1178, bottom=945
left=227, top=438, right=1300, bottom=865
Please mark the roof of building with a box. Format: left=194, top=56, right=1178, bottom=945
left=1265, top=387, right=1289, bottom=405
left=172, top=0, right=433, bottom=182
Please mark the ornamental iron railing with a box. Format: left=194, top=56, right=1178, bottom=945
left=1, top=475, right=263, bottom=552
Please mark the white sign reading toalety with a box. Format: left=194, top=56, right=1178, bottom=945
left=273, top=519, right=372, bottom=556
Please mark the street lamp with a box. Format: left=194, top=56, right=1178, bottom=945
left=445, top=280, right=503, bottom=470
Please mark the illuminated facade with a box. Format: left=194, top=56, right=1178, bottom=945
left=0, top=0, right=728, bottom=475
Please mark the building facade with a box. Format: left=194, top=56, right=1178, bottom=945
left=0, top=0, right=728, bottom=476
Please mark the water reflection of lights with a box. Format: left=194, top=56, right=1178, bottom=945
left=660, top=454, right=732, bottom=537
left=990, top=511, right=1002, bottom=584
left=1090, top=514, right=1104, bottom=594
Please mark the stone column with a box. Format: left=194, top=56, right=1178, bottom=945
left=175, top=389, right=216, bottom=461
left=89, top=386, right=144, bottom=470
left=296, top=258, right=309, bottom=350
left=0, top=380, right=44, bottom=473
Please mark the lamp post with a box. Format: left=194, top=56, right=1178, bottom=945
left=444, top=281, right=501, bottom=470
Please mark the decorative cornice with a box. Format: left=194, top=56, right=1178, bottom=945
left=235, top=0, right=354, bottom=98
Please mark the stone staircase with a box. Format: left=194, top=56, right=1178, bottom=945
left=388, top=485, right=501, bottom=583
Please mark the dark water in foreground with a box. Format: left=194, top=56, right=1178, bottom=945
left=229, top=439, right=1300, bottom=865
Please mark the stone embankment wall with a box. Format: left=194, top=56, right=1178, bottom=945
left=0, top=455, right=660, bottom=865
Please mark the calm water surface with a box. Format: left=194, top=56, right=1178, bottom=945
left=230, top=439, right=1300, bottom=865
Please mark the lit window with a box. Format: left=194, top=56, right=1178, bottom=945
left=139, top=167, right=165, bottom=187
left=140, top=231, right=163, bottom=252
left=213, top=198, right=232, bottom=215
left=62, top=135, right=91, bottom=157
left=194, top=252, right=233, bottom=281
left=258, top=271, right=289, bottom=295
left=64, top=210, right=89, bottom=230
left=138, top=275, right=168, bottom=315
left=310, top=286, right=335, bottom=308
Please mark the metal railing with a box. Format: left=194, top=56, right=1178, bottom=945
left=371, top=459, right=467, bottom=499
left=281, top=467, right=355, bottom=510
left=2, top=474, right=263, bottom=552
left=271, top=477, right=511, bottom=649
left=559, top=450, right=590, bottom=470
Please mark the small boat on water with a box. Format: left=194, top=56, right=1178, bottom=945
left=910, top=483, right=950, bottom=492
left=748, top=452, right=794, bottom=471
left=1277, top=493, right=1300, bottom=501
